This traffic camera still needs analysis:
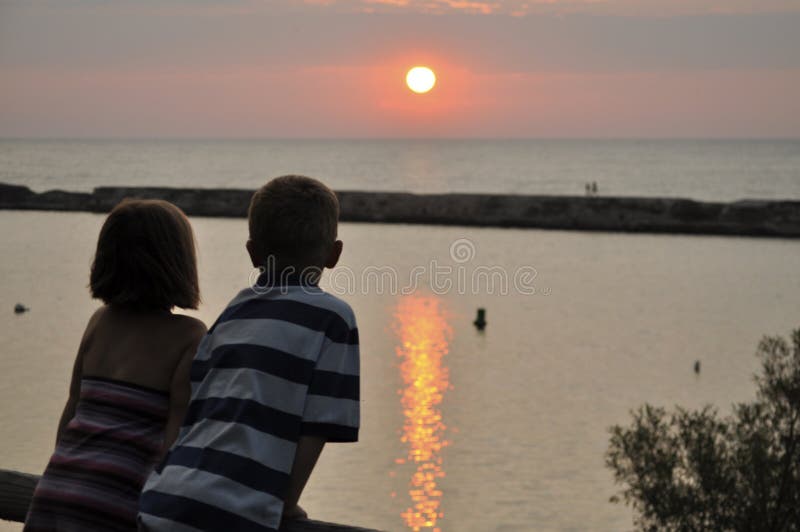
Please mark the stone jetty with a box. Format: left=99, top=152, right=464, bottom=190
left=2, top=182, right=799, bottom=238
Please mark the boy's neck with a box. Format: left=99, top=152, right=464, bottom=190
left=254, top=267, right=321, bottom=288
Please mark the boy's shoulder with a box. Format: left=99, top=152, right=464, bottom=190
left=306, top=288, right=357, bottom=328
left=216, top=286, right=357, bottom=331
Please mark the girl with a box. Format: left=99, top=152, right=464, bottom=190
left=24, top=199, right=207, bottom=532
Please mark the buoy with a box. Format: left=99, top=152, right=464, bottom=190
left=473, top=308, right=487, bottom=330
left=14, top=303, right=29, bottom=314
left=694, top=360, right=701, bottom=374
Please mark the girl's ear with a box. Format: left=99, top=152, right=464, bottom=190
left=325, top=240, right=343, bottom=269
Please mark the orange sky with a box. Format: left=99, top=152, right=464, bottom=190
left=0, top=1, right=798, bottom=138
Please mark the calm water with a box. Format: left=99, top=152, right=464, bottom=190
left=1, top=210, right=799, bottom=531
left=1, top=139, right=800, bottom=200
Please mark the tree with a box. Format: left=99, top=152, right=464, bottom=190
left=607, top=329, right=800, bottom=531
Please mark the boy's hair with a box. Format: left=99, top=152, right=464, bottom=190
left=248, top=175, right=339, bottom=267
left=90, top=199, right=200, bottom=310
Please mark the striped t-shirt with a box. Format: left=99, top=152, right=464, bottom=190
left=138, top=282, right=359, bottom=532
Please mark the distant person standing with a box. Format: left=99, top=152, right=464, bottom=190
left=24, top=200, right=207, bottom=532
left=591, top=181, right=598, bottom=195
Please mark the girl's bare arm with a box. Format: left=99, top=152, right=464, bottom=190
left=161, top=322, right=207, bottom=456
left=55, top=308, right=104, bottom=446
left=55, top=349, right=84, bottom=446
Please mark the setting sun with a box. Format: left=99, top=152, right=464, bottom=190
left=406, top=66, right=436, bottom=94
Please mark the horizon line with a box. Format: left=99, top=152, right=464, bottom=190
left=1, top=136, right=799, bottom=142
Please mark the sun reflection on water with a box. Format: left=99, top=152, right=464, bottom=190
left=393, top=295, right=452, bottom=531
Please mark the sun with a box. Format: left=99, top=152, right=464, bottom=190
left=406, top=66, right=436, bottom=94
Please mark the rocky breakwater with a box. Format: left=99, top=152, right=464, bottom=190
left=0, top=183, right=253, bottom=217
left=2, top=182, right=799, bottom=238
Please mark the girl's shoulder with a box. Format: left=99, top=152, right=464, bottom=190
left=90, top=306, right=206, bottom=347
left=167, top=314, right=208, bottom=341
left=80, top=306, right=110, bottom=348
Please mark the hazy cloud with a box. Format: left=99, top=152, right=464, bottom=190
left=2, top=4, right=798, bottom=72
left=1, top=0, right=798, bottom=137
left=308, top=0, right=800, bottom=15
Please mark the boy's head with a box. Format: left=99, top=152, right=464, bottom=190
left=247, top=175, right=342, bottom=273
left=90, top=199, right=200, bottom=310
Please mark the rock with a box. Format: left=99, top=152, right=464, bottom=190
left=0, top=183, right=35, bottom=204
left=1, top=182, right=799, bottom=238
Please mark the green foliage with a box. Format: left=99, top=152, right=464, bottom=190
left=607, top=329, right=800, bottom=531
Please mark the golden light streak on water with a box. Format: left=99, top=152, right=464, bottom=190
left=393, top=295, right=452, bottom=531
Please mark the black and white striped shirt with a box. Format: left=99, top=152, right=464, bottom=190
left=139, top=282, right=359, bottom=532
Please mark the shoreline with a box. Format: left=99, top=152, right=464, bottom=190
left=1, top=182, right=799, bottom=238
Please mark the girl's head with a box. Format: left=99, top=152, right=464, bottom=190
left=90, top=199, right=199, bottom=311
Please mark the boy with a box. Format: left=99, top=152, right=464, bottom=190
left=139, top=175, right=360, bottom=532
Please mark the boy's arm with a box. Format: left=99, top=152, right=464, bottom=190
left=282, top=435, right=326, bottom=520
left=286, top=305, right=360, bottom=520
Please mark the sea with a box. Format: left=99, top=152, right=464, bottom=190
left=1, top=139, right=799, bottom=532
left=2, top=138, right=800, bottom=200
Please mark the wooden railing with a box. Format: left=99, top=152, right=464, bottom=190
left=0, top=469, right=383, bottom=532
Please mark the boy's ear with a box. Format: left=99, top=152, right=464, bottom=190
left=246, top=239, right=260, bottom=267
left=325, top=240, right=343, bottom=269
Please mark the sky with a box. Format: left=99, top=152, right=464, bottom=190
left=0, top=0, right=798, bottom=138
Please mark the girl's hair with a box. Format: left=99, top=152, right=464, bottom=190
left=90, top=199, right=200, bottom=310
